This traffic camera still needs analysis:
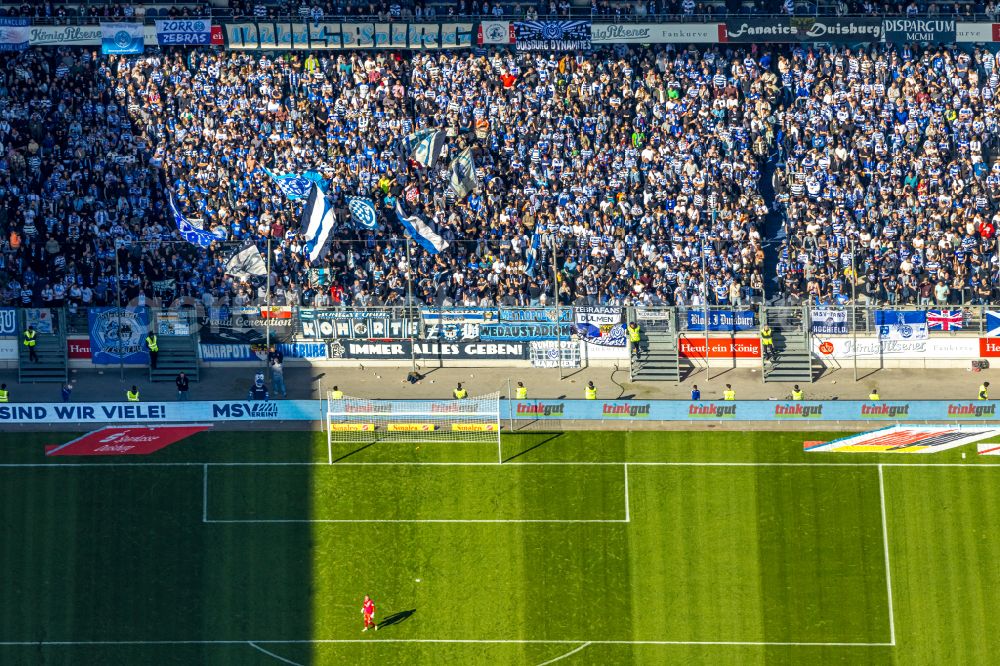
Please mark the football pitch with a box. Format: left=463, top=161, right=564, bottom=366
left=1, top=430, right=998, bottom=665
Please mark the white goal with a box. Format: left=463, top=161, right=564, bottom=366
left=326, top=391, right=502, bottom=463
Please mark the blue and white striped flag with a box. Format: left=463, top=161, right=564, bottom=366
left=346, top=196, right=379, bottom=230
left=449, top=147, right=479, bottom=200
left=395, top=201, right=449, bottom=255
left=299, top=184, right=337, bottom=263
left=169, top=191, right=216, bottom=248
left=263, top=167, right=312, bottom=200
left=404, top=129, right=445, bottom=168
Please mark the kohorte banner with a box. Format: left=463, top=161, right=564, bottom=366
left=224, top=21, right=473, bottom=50
left=300, top=308, right=416, bottom=340
left=723, top=17, right=883, bottom=43
left=591, top=22, right=719, bottom=44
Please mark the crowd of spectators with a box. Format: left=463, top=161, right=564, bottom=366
left=0, top=41, right=998, bottom=312
left=773, top=44, right=1000, bottom=307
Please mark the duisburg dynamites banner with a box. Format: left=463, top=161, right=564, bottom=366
left=514, top=20, right=590, bottom=50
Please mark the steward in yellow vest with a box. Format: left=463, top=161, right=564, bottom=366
left=515, top=382, right=527, bottom=399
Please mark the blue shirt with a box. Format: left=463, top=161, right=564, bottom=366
left=691, top=388, right=701, bottom=400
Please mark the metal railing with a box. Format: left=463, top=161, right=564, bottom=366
left=11, top=304, right=998, bottom=341
left=3, top=9, right=993, bottom=26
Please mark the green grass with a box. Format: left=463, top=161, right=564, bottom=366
left=0, top=429, right=997, bottom=665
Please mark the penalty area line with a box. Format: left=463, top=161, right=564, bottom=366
left=536, top=641, right=592, bottom=665
left=248, top=641, right=304, bottom=666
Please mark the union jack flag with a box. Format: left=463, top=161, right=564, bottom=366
left=927, top=310, right=963, bottom=331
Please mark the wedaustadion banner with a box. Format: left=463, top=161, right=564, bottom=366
left=481, top=307, right=573, bottom=341
left=0, top=400, right=996, bottom=425
left=87, top=307, right=150, bottom=365
left=723, top=17, right=883, bottom=43
left=224, top=21, right=473, bottom=50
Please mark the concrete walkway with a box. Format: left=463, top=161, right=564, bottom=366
left=0, top=361, right=986, bottom=403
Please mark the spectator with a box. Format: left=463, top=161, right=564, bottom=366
left=176, top=372, right=190, bottom=401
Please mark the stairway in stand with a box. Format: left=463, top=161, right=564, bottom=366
left=629, top=312, right=684, bottom=383
left=18, top=316, right=68, bottom=384
left=149, top=334, right=200, bottom=382
left=761, top=307, right=816, bottom=383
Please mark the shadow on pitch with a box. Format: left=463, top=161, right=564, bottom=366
left=331, top=440, right=379, bottom=463
left=503, top=432, right=564, bottom=463
left=379, top=609, right=416, bottom=629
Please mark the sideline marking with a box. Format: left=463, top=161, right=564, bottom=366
left=878, top=465, right=897, bottom=646
left=3, top=460, right=1000, bottom=468
left=536, top=641, right=592, bottom=665
left=248, top=641, right=304, bottom=666
left=0, top=638, right=894, bottom=647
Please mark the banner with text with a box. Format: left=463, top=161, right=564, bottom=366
left=88, top=307, right=150, bottom=365
left=514, top=20, right=591, bottom=51
left=421, top=307, right=496, bottom=341
left=686, top=309, right=755, bottom=332
left=300, top=308, right=416, bottom=340
left=811, top=308, right=849, bottom=335
left=328, top=339, right=529, bottom=360
left=224, top=21, right=473, bottom=50
left=883, top=19, right=956, bottom=43
left=591, top=22, right=719, bottom=43
left=723, top=17, right=883, bottom=43
left=156, top=19, right=213, bottom=45
left=574, top=306, right=626, bottom=347
left=0, top=18, right=30, bottom=51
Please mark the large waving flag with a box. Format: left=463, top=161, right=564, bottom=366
left=404, top=129, right=445, bottom=168
left=224, top=240, right=268, bottom=283
left=299, top=184, right=337, bottom=263
left=263, top=167, right=312, bottom=200
left=346, top=196, right=379, bottom=230
left=395, top=201, right=449, bottom=255
left=169, top=191, right=216, bottom=248
left=449, top=147, right=479, bottom=200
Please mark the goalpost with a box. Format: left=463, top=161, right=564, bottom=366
left=326, top=391, right=503, bottom=463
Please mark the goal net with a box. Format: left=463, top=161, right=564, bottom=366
left=327, top=391, right=502, bottom=463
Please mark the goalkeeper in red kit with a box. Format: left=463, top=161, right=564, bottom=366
left=362, top=595, right=377, bottom=632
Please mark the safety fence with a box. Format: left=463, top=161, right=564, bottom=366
left=4, top=305, right=1000, bottom=365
